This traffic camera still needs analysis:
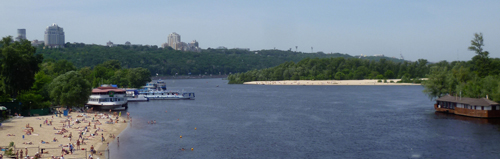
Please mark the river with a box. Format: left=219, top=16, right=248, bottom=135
left=108, top=78, right=500, bottom=158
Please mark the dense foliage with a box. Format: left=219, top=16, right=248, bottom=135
left=0, top=36, right=151, bottom=110
left=422, top=33, right=500, bottom=102
left=228, top=57, right=430, bottom=84
left=36, top=43, right=403, bottom=76
left=48, top=71, right=92, bottom=107
left=0, top=37, right=43, bottom=99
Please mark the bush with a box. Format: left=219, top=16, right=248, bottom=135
left=377, top=79, right=382, bottom=83
left=390, top=80, right=394, bottom=83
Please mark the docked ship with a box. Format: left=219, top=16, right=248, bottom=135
left=125, top=89, right=149, bottom=102
left=139, top=90, right=195, bottom=100
left=138, top=79, right=195, bottom=100
left=86, top=85, right=128, bottom=110
left=434, top=95, right=500, bottom=118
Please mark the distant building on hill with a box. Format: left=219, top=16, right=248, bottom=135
left=15, top=29, right=27, bottom=42
left=125, top=41, right=131, bottom=46
left=31, top=39, right=44, bottom=46
left=187, top=40, right=201, bottom=52
left=161, top=42, right=169, bottom=49
left=168, top=32, right=181, bottom=50
left=166, top=32, right=200, bottom=52
left=44, top=23, right=65, bottom=48
left=107, top=41, right=115, bottom=47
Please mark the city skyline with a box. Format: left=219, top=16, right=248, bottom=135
left=1, top=0, right=499, bottom=62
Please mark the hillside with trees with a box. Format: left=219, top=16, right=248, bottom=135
left=36, top=43, right=404, bottom=76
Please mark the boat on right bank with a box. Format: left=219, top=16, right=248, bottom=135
left=434, top=95, right=500, bottom=118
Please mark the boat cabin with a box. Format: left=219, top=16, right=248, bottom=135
left=435, top=95, right=500, bottom=118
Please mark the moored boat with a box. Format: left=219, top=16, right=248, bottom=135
left=125, top=89, right=149, bottom=102
left=434, top=95, right=500, bottom=118
left=86, top=85, right=128, bottom=110
left=139, top=90, right=195, bottom=100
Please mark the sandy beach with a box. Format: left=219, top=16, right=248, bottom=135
left=243, top=79, right=421, bottom=86
left=0, top=110, right=129, bottom=158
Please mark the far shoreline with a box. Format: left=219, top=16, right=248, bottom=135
left=243, top=79, right=422, bottom=86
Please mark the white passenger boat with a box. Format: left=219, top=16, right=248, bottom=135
left=125, top=89, right=149, bottom=102
left=139, top=90, right=195, bottom=100
left=86, top=85, right=128, bottom=110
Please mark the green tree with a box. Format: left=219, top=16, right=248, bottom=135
left=52, top=60, right=76, bottom=76
left=468, top=32, right=491, bottom=77
left=31, top=71, right=53, bottom=100
left=127, top=67, right=151, bottom=88
left=48, top=71, right=92, bottom=108
left=384, top=70, right=394, bottom=79
left=0, top=37, right=43, bottom=99
left=422, top=66, right=449, bottom=100
left=17, top=91, right=51, bottom=110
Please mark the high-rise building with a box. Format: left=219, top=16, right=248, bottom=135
left=44, top=23, right=65, bottom=48
left=168, top=32, right=181, bottom=50
left=188, top=40, right=199, bottom=48
left=15, top=29, right=27, bottom=41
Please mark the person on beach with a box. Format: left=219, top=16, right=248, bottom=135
left=53, top=137, right=58, bottom=142
left=90, top=145, right=95, bottom=154
left=77, top=140, right=80, bottom=149
left=20, top=149, right=23, bottom=159
left=15, top=150, right=19, bottom=158
left=25, top=147, right=28, bottom=156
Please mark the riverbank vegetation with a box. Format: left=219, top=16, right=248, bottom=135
left=0, top=36, right=150, bottom=110
left=228, top=57, right=431, bottom=84
left=228, top=33, right=500, bottom=102
left=422, top=33, right=500, bottom=102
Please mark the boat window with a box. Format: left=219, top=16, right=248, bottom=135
left=482, top=106, right=484, bottom=110
left=493, top=106, right=497, bottom=110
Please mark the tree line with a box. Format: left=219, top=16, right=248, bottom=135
left=36, top=43, right=403, bottom=76
left=422, top=33, right=500, bottom=102
left=0, top=36, right=151, bottom=111
left=228, top=57, right=431, bottom=84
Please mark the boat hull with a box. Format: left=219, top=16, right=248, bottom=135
left=434, top=104, right=500, bottom=118
left=147, top=96, right=194, bottom=100
left=127, top=96, right=150, bottom=102
left=87, top=103, right=128, bottom=110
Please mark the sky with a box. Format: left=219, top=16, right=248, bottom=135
left=1, top=0, right=499, bottom=62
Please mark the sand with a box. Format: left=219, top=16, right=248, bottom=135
left=0, top=110, right=129, bottom=158
left=243, top=79, right=421, bottom=86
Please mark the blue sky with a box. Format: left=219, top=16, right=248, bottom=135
left=1, top=0, right=499, bottom=62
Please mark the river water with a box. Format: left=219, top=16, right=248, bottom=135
left=108, top=78, right=500, bottom=159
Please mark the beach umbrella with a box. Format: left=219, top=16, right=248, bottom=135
left=0, top=106, right=6, bottom=110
